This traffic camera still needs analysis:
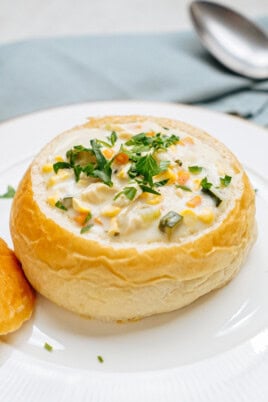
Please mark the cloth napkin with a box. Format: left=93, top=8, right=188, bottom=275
left=0, top=18, right=267, bottom=126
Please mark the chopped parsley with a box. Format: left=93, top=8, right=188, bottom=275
left=154, top=179, right=169, bottom=187
left=80, top=224, right=94, bottom=234
left=56, top=131, right=180, bottom=195
left=135, top=154, right=161, bottom=186
left=84, top=212, right=92, bottom=224
left=97, top=355, right=104, bottom=363
left=55, top=200, right=68, bottom=211
left=188, top=166, right=203, bottom=174
left=0, top=185, right=16, bottom=199
left=109, top=131, right=118, bottom=146
left=126, top=132, right=179, bottom=151
left=201, top=177, right=222, bottom=207
left=114, top=186, right=137, bottom=201
left=53, top=161, right=72, bottom=174
left=97, top=131, right=117, bottom=148
left=201, top=177, right=212, bottom=190
left=44, top=342, right=53, bottom=352
left=138, top=185, right=160, bottom=195
left=220, top=175, right=232, bottom=187
left=175, top=184, right=192, bottom=192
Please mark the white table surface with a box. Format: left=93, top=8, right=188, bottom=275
left=1, top=0, right=267, bottom=44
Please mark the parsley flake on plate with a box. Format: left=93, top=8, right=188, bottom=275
left=0, top=185, right=16, bottom=199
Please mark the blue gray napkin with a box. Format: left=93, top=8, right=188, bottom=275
left=0, top=18, right=267, bottom=125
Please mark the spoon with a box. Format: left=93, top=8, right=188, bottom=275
left=189, top=1, right=268, bottom=79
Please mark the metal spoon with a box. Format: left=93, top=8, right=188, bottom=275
left=189, top=1, right=268, bottom=79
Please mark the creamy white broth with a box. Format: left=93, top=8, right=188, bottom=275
left=34, top=121, right=241, bottom=245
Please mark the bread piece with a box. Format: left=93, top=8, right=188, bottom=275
left=10, top=115, right=256, bottom=321
left=0, top=238, right=35, bottom=334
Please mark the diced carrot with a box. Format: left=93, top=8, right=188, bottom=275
left=74, top=213, right=89, bottom=226
left=186, top=195, right=202, bottom=208
left=146, top=131, right=155, bottom=137
left=94, top=217, right=103, bottom=225
left=115, top=152, right=129, bottom=165
left=102, top=148, right=115, bottom=159
left=177, top=170, right=190, bottom=185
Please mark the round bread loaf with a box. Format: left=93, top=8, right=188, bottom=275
left=10, top=115, right=256, bottom=321
left=0, top=238, right=35, bottom=334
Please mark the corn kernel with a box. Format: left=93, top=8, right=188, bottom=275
left=42, top=164, right=53, bottom=173
left=46, top=195, right=58, bottom=207
left=141, top=208, right=161, bottom=223
left=55, top=155, right=64, bottom=162
left=118, top=132, right=132, bottom=140
left=175, top=188, right=184, bottom=198
left=180, top=209, right=198, bottom=226
left=145, top=195, right=163, bottom=205
left=101, top=206, right=121, bottom=218
left=198, top=208, right=215, bottom=224
left=72, top=198, right=90, bottom=213
left=155, top=168, right=176, bottom=184
left=102, top=148, right=115, bottom=159
left=117, top=169, right=128, bottom=179
left=193, top=178, right=202, bottom=191
left=47, top=171, right=70, bottom=188
left=180, top=209, right=196, bottom=217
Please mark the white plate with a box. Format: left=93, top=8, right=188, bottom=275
left=0, top=101, right=267, bottom=402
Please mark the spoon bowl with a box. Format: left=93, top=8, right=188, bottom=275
left=190, top=1, right=268, bottom=79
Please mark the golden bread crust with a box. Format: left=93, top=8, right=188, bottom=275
left=10, top=115, right=256, bottom=321
left=0, top=238, right=35, bottom=335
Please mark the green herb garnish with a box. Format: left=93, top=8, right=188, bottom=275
left=53, top=161, right=72, bottom=174
left=84, top=212, right=92, bottom=224
left=154, top=179, right=169, bottom=187
left=90, top=140, right=113, bottom=187
left=80, top=224, right=94, bottom=234
left=201, top=177, right=212, bottom=190
left=97, top=132, right=118, bottom=148
left=44, top=342, right=53, bottom=352
left=0, top=185, right=16, bottom=199
left=55, top=200, right=68, bottom=211
left=175, top=185, right=192, bottom=192
left=114, top=186, right=137, bottom=201
left=220, top=175, right=232, bottom=187
left=135, top=154, right=161, bottom=186
left=73, top=165, right=83, bottom=182
left=109, top=131, right=118, bottom=146
left=201, top=178, right=222, bottom=207
left=63, top=131, right=179, bottom=192
left=126, top=132, right=179, bottom=151
left=97, top=355, right=104, bottom=363
left=139, top=185, right=160, bottom=195
left=188, top=166, right=203, bottom=174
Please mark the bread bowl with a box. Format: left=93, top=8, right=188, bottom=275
left=10, top=115, right=256, bottom=321
left=0, top=238, right=35, bottom=335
